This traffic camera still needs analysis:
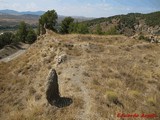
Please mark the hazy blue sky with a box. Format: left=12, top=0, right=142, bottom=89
left=0, top=0, right=160, bottom=17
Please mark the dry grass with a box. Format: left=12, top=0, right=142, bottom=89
left=147, top=96, right=157, bottom=106
left=105, top=91, right=119, bottom=103
left=0, top=32, right=160, bottom=119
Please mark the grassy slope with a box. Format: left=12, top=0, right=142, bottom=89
left=0, top=32, right=160, bottom=120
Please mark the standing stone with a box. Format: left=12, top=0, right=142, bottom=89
left=46, top=69, right=73, bottom=108
left=46, top=69, right=60, bottom=105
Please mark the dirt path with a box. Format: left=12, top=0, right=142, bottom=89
left=56, top=56, right=93, bottom=120
left=0, top=49, right=26, bottom=62
left=71, top=65, right=92, bottom=120
left=0, top=43, right=29, bottom=62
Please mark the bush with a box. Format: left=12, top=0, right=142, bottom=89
left=0, top=32, right=14, bottom=49
left=60, top=17, right=74, bottom=34
left=145, top=11, right=160, bottom=27
left=16, top=22, right=37, bottom=44
left=12, top=32, right=21, bottom=43
left=105, top=27, right=118, bottom=35
left=96, top=24, right=103, bottom=35
left=129, top=90, right=141, bottom=97
left=39, top=10, right=58, bottom=34
left=0, top=22, right=37, bottom=49
left=76, top=23, right=89, bottom=34
left=17, top=21, right=29, bottom=42
left=106, top=91, right=118, bottom=103
left=147, top=97, right=156, bottom=106
left=138, top=35, right=145, bottom=40
left=26, top=29, right=37, bottom=44
left=138, top=35, right=150, bottom=42
left=68, top=21, right=78, bottom=33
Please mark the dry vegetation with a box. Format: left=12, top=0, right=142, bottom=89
left=0, top=31, right=160, bottom=120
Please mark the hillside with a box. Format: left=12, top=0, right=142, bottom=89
left=0, top=14, right=39, bottom=26
left=84, top=11, right=160, bottom=36
left=0, top=31, right=160, bottom=119
left=1, top=10, right=159, bottom=36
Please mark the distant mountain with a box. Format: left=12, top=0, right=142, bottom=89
left=0, top=9, right=45, bottom=16
left=0, top=9, right=93, bottom=23
left=0, top=9, right=19, bottom=15
left=21, top=11, right=45, bottom=16
left=0, top=9, right=94, bottom=20
left=0, top=9, right=93, bottom=31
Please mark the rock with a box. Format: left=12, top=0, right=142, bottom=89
left=46, top=69, right=73, bottom=108
left=150, top=35, right=160, bottom=43
left=46, top=69, right=60, bottom=105
left=63, top=43, right=74, bottom=48
left=150, top=36, right=155, bottom=43
left=57, top=54, right=67, bottom=65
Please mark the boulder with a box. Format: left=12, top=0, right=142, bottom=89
left=46, top=69, right=73, bottom=108
left=57, top=54, right=67, bottom=65
left=46, top=69, right=60, bottom=105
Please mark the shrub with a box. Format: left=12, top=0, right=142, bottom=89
left=76, top=23, right=89, bottom=34
left=147, top=97, right=156, bottom=106
left=39, top=10, right=58, bottom=34
left=138, top=35, right=145, bottom=40
left=15, top=22, right=37, bottom=44
left=0, top=32, right=14, bottom=49
left=129, top=90, right=141, bottom=97
left=105, top=27, right=118, bottom=35
left=60, top=17, right=74, bottom=34
left=106, top=91, right=118, bottom=103
left=17, top=21, right=28, bottom=42
left=138, top=35, right=150, bottom=42
left=26, top=29, right=37, bottom=44
left=145, top=11, right=160, bottom=26
left=96, top=24, right=103, bottom=35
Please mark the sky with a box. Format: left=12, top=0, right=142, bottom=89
left=0, top=0, right=160, bottom=17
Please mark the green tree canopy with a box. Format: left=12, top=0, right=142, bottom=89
left=0, top=21, right=37, bottom=49
left=68, top=21, right=78, bottom=33
left=0, top=32, right=13, bottom=49
left=96, top=24, right=103, bottom=35
left=26, top=29, right=37, bottom=44
left=39, top=10, right=58, bottom=34
left=77, top=23, right=89, bottom=34
left=105, top=26, right=118, bottom=35
left=17, top=21, right=28, bottom=42
left=60, top=17, right=74, bottom=34
left=16, top=21, right=37, bottom=43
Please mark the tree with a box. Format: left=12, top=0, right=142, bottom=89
left=18, top=21, right=28, bottom=42
left=16, top=21, right=37, bottom=43
left=77, top=23, right=89, bottom=34
left=96, top=24, right=103, bottom=35
left=10, top=33, right=19, bottom=43
left=26, top=29, right=37, bottom=44
left=0, top=32, right=13, bottom=49
left=60, top=17, right=74, bottom=34
left=105, top=27, right=118, bottom=35
left=37, top=23, right=41, bottom=36
left=39, top=10, right=58, bottom=34
left=68, top=21, right=78, bottom=33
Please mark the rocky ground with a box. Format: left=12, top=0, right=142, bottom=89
left=0, top=32, right=160, bottom=120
